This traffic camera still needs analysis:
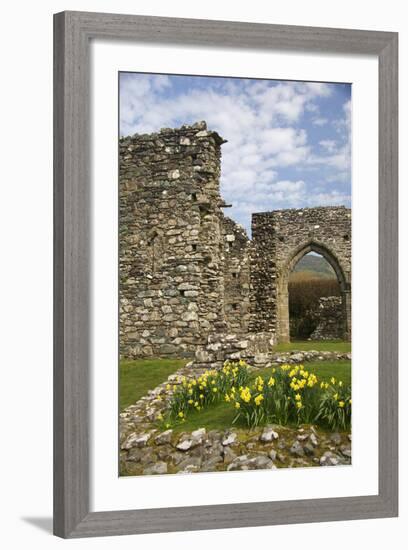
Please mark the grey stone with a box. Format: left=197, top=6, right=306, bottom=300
left=303, top=442, right=315, bottom=456
left=309, top=433, right=319, bottom=447
left=223, top=446, right=237, bottom=465
left=222, top=432, right=238, bottom=446
left=178, top=456, right=202, bottom=472
left=143, top=461, right=168, bottom=475
left=320, top=451, right=340, bottom=466
left=340, top=446, right=352, bottom=458
left=290, top=441, right=305, bottom=457
left=227, top=454, right=275, bottom=471
left=122, top=432, right=151, bottom=450
left=176, top=439, right=193, bottom=451
left=155, top=429, right=173, bottom=445
left=176, top=428, right=206, bottom=451
left=168, top=169, right=180, bottom=179
left=330, top=433, right=342, bottom=445
left=260, top=426, right=279, bottom=443
left=268, top=449, right=277, bottom=461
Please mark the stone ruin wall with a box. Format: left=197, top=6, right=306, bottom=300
left=251, top=207, right=352, bottom=343
left=221, top=216, right=251, bottom=334
left=309, top=296, right=344, bottom=340
left=119, top=122, right=251, bottom=359
left=120, top=122, right=351, bottom=360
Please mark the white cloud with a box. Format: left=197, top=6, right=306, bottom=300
left=319, top=139, right=337, bottom=153
left=306, top=190, right=351, bottom=207
left=312, top=117, right=328, bottom=126
left=120, top=75, right=350, bottom=231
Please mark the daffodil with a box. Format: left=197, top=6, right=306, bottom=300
left=178, top=411, right=184, bottom=418
left=235, top=402, right=240, bottom=409
left=254, top=394, right=264, bottom=406
left=240, top=387, right=251, bottom=403
left=339, top=401, right=345, bottom=408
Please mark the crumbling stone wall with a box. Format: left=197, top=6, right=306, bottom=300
left=120, top=122, right=251, bottom=359
left=193, top=332, right=276, bottom=371
left=309, top=296, right=344, bottom=340
left=120, top=122, right=225, bottom=357
left=221, top=216, right=251, bottom=334
left=251, top=207, right=351, bottom=343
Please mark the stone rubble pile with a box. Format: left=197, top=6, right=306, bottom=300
left=120, top=424, right=352, bottom=476
left=193, top=333, right=351, bottom=370
left=309, top=296, right=344, bottom=340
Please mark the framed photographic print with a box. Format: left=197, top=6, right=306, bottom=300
left=53, top=11, right=398, bottom=538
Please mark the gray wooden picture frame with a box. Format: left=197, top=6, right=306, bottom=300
left=53, top=10, right=398, bottom=538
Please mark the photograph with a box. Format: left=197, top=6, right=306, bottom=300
left=118, top=72, right=352, bottom=476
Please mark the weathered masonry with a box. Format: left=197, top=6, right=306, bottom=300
left=119, top=122, right=351, bottom=359
left=250, top=207, right=351, bottom=343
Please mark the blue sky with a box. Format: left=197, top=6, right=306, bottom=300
left=120, top=73, right=351, bottom=233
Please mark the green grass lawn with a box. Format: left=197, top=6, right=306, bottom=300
left=171, top=359, right=351, bottom=433
left=272, top=340, right=351, bottom=353
left=119, top=358, right=185, bottom=411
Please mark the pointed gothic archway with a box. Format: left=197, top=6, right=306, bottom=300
left=276, top=241, right=351, bottom=343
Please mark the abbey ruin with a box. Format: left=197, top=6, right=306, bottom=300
left=119, top=122, right=351, bottom=361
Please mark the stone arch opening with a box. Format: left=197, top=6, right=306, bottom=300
left=277, top=241, right=350, bottom=343
left=288, top=251, right=341, bottom=339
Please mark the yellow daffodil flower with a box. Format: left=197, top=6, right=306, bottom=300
left=254, top=394, right=264, bottom=406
